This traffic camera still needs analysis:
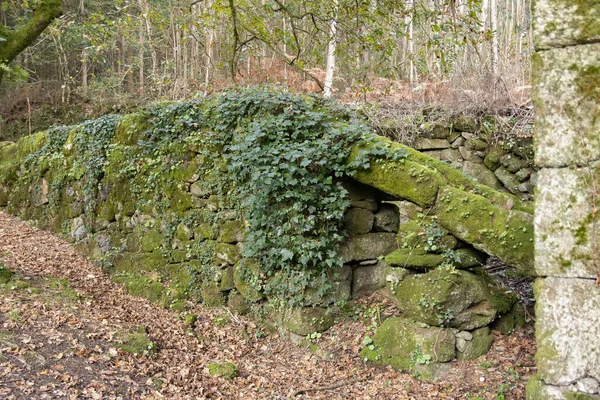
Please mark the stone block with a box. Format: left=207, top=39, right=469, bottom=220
left=535, top=165, right=600, bottom=278
left=495, top=167, right=521, bottom=195
left=352, top=262, right=386, bottom=298
left=359, top=317, right=456, bottom=372
left=532, top=44, right=600, bottom=167
left=392, top=269, right=515, bottom=330
left=534, top=277, right=600, bottom=386
left=339, top=232, right=397, bottom=262
left=373, top=203, right=399, bottom=232
left=462, top=161, right=503, bottom=190
left=344, top=207, right=375, bottom=235
left=533, top=0, right=600, bottom=50
left=414, top=138, right=450, bottom=150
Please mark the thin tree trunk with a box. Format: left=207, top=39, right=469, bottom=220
left=491, top=0, right=499, bottom=76
left=323, top=0, right=338, bottom=98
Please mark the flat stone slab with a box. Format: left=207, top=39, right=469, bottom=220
left=535, top=277, right=600, bottom=385
left=535, top=165, right=600, bottom=278
left=533, top=0, right=600, bottom=50
left=532, top=43, right=600, bottom=167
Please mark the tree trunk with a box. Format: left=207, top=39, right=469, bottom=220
left=0, top=0, right=62, bottom=84
left=323, top=0, right=338, bottom=98
left=491, top=0, right=499, bottom=76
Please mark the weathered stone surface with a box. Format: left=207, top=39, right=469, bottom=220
left=207, top=362, right=237, bottom=380
left=436, top=186, right=534, bottom=275
left=373, top=203, right=399, bottom=232
left=228, top=293, right=250, bottom=315
left=233, top=259, right=265, bottom=302
left=462, top=161, right=503, bottom=190
left=533, top=0, right=600, bottom=50
left=506, top=157, right=529, bottom=173
left=392, top=269, right=516, bottom=330
left=534, top=277, right=600, bottom=386
left=360, top=317, right=455, bottom=372
left=535, top=165, right=600, bottom=278
left=352, top=262, right=386, bottom=298
left=526, top=374, right=600, bottom=400
left=189, top=181, right=212, bottom=197
left=214, top=243, right=241, bottom=265
left=459, top=147, right=483, bottom=164
left=340, top=232, right=397, bottom=262
left=285, top=307, right=334, bottom=336
left=515, top=168, right=534, bottom=182
left=456, top=327, right=494, bottom=360
left=440, top=148, right=462, bottom=163
left=344, top=207, right=375, bottom=235
left=414, top=138, right=450, bottom=150
left=491, top=303, right=525, bottom=335
left=351, top=199, right=378, bottom=212
left=218, top=220, right=245, bottom=243
left=453, top=116, right=477, bottom=132
left=465, top=138, right=487, bottom=151
left=532, top=44, right=600, bottom=167
left=495, top=167, right=521, bottom=195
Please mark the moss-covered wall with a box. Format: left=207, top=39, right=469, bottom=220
left=0, top=92, right=534, bottom=356
left=528, top=0, right=600, bottom=398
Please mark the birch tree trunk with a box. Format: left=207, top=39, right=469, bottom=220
left=323, top=0, right=338, bottom=98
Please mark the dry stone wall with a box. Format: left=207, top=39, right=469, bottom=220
left=527, top=0, right=600, bottom=398
left=0, top=92, right=536, bottom=377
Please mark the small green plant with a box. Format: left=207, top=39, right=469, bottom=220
left=362, top=335, right=375, bottom=351
left=306, top=331, right=322, bottom=342
left=410, top=346, right=432, bottom=366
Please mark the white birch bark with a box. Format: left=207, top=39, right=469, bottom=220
left=323, top=0, right=338, bottom=98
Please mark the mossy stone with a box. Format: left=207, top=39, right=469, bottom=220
left=233, top=260, right=265, bottom=302
left=359, top=317, right=455, bottom=372
left=456, top=326, right=494, bottom=360
left=202, top=283, right=226, bottom=307
left=141, top=230, right=163, bottom=252
left=119, top=332, right=156, bottom=356
left=228, top=293, right=250, bottom=315
left=453, top=116, right=477, bottom=132
left=184, top=313, right=198, bottom=328
left=339, top=232, right=397, bottom=262
left=218, top=220, right=245, bottom=243
left=436, top=186, right=534, bottom=275
left=214, top=243, right=241, bottom=265
left=112, top=113, right=151, bottom=145
left=465, top=138, right=487, bottom=151
left=484, top=145, right=506, bottom=171
left=344, top=207, right=375, bottom=235
left=285, top=307, right=334, bottom=336
left=207, top=362, right=237, bottom=380
left=119, top=275, right=164, bottom=303
left=176, top=223, right=194, bottom=241
left=194, top=222, right=216, bottom=240
left=392, top=269, right=514, bottom=330
left=219, top=266, right=235, bottom=291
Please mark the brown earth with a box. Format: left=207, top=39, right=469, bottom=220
left=0, top=211, right=536, bottom=399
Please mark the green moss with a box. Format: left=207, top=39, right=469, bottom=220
left=218, top=220, right=245, bottom=243
left=285, top=307, right=334, bottom=336
left=228, top=292, right=250, bottom=315
left=386, top=249, right=445, bottom=268
left=184, top=313, right=198, bottom=328
left=214, top=243, right=241, bottom=265
left=233, top=260, right=265, bottom=302
left=141, top=230, right=162, bottom=252
left=115, top=274, right=164, bottom=303
left=112, top=113, right=151, bottom=145
left=119, top=332, right=156, bottom=356
left=207, top=362, right=237, bottom=380
left=202, top=283, right=226, bottom=307
left=359, top=317, right=455, bottom=373
left=436, top=186, right=534, bottom=275
left=0, top=264, right=14, bottom=284
left=350, top=144, right=444, bottom=206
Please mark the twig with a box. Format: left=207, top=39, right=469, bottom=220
left=293, top=377, right=368, bottom=397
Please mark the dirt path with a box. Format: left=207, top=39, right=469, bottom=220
left=0, top=211, right=536, bottom=399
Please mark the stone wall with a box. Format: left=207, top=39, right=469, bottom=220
left=374, top=113, right=537, bottom=201
left=527, top=0, right=600, bottom=398
left=0, top=94, right=536, bottom=375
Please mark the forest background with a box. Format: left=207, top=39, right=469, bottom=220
left=0, top=0, right=533, bottom=141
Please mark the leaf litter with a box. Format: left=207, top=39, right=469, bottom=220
left=0, top=211, right=536, bottom=399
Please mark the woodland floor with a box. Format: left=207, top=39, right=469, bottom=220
left=0, top=211, right=536, bottom=400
